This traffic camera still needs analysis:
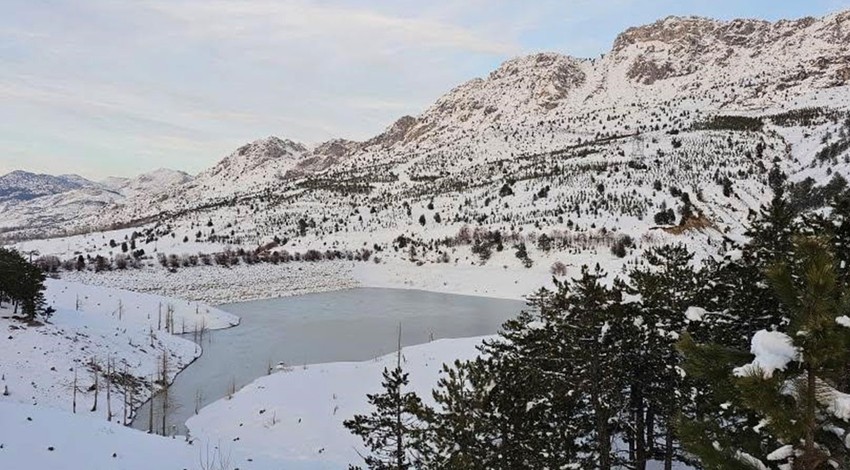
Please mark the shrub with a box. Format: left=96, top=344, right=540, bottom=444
left=550, top=261, right=568, bottom=277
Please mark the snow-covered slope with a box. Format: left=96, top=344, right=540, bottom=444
left=0, top=279, right=237, bottom=422
left=187, top=337, right=485, bottom=466
left=0, top=401, right=312, bottom=470
left=6, top=10, right=850, bottom=276
left=100, top=168, right=193, bottom=198
left=0, top=171, right=93, bottom=203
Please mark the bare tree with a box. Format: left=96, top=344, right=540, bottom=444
left=199, top=441, right=232, bottom=470
left=106, top=357, right=113, bottom=422
left=194, top=388, right=204, bottom=415
left=72, top=369, right=78, bottom=413
left=147, top=374, right=155, bottom=434
left=160, top=351, right=171, bottom=435
left=89, top=357, right=99, bottom=413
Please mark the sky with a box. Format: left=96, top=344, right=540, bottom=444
left=2, top=0, right=850, bottom=179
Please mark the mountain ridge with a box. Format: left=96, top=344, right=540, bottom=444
left=3, top=9, right=850, bottom=248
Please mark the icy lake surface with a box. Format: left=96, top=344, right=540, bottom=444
left=133, top=287, right=525, bottom=433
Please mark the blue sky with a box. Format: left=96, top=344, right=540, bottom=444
left=2, top=0, right=850, bottom=179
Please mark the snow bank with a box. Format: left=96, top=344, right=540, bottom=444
left=187, top=336, right=489, bottom=467
left=684, top=306, right=707, bottom=322
left=0, top=401, right=313, bottom=470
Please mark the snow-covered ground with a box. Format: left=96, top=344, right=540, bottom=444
left=59, top=261, right=359, bottom=305
left=0, top=401, right=320, bottom=470
left=187, top=336, right=485, bottom=467
left=0, top=279, right=237, bottom=422
left=186, top=335, right=695, bottom=469
left=42, top=219, right=724, bottom=305
left=1, top=259, right=698, bottom=469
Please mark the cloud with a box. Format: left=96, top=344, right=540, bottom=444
left=142, top=0, right=520, bottom=56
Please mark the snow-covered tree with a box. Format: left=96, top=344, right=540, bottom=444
left=682, top=237, right=850, bottom=469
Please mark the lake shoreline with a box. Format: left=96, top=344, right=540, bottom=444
left=128, top=287, right=525, bottom=436
left=57, top=257, right=557, bottom=305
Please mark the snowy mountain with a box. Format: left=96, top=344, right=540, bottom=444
left=0, top=168, right=192, bottom=238
left=0, top=170, right=95, bottom=203
left=5, top=10, right=850, bottom=263
left=99, top=168, right=193, bottom=198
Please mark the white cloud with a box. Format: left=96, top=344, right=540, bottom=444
left=142, top=0, right=520, bottom=56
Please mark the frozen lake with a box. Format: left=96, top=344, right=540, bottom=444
left=133, top=287, right=524, bottom=434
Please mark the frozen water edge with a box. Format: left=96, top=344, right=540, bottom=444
left=55, top=256, right=562, bottom=305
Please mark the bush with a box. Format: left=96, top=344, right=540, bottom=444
left=514, top=243, right=533, bottom=268
left=114, top=254, right=128, bottom=270
left=654, top=209, right=676, bottom=225
left=696, top=115, right=763, bottom=132
left=34, top=256, right=61, bottom=273
left=550, top=261, right=568, bottom=277
left=472, top=239, right=492, bottom=264
left=611, top=235, right=634, bottom=258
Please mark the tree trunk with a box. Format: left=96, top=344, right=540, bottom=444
left=106, top=359, right=112, bottom=422
left=646, top=405, right=656, bottom=456
left=148, top=377, right=154, bottom=434
left=397, top=397, right=403, bottom=470
left=72, top=370, right=77, bottom=414
left=592, top=351, right=611, bottom=470
left=90, top=361, right=98, bottom=412
left=635, top=384, right=647, bottom=470
left=664, top=417, right=674, bottom=470
left=161, top=353, right=169, bottom=436
left=804, top=366, right=817, bottom=463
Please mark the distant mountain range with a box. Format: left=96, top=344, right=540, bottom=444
left=0, top=171, right=95, bottom=203
left=3, top=10, right=850, bottom=256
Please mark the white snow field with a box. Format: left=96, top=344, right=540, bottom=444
left=187, top=336, right=484, bottom=467
left=1, top=279, right=237, bottom=422
left=0, top=401, right=323, bottom=470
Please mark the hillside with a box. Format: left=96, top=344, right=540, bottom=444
left=4, top=10, right=850, bottom=280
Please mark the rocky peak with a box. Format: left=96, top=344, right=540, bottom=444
left=365, top=116, right=421, bottom=148
left=234, top=136, right=307, bottom=158
left=0, top=170, right=92, bottom=203
left=204, top=136, right=308, bottom=180
left=314, top=139, right=363, bottom=159
left=610, top=11, right=849, bottom=87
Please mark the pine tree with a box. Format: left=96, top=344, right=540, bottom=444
left=681, top=237, right=850, bottom=469
left=473, top=288, right=584, bottom=468
left=627, top=244, right=700, bottom=469
left=0, top=247, right=52, bottom=320
left=746, top=167, right=796, bottom=268
left=426, top=359, right=501, bottom=469
left=344, top=345, right=429, bottom=469
left=559, top=265, right=627, bottom=470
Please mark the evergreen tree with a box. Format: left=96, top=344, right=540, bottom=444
left=425, top=359, right=502, bottom=469
left=474, top=288, right=585, bottom=469
left=344, top=350, right=429, bottom=469
left=681, top=237, right=850, bottom=469
left=746, top=167, right=796, bottom=268
left=627, top=244, right=701, bottom=469
left=0, top=247, right=52, bottom=321
left=561, top=265, right=628, bottom=469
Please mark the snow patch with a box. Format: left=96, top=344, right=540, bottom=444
left=734, top=330, right=799, bottom=379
